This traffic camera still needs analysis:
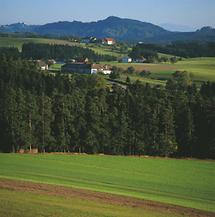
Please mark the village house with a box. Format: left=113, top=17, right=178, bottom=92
left=92, top=64, right=113, bottom=75
left=101, top=65, right=112, bottom=75
left=36, top=60, right=49, bottom=71
left=102, top=38, right=116, bottom=45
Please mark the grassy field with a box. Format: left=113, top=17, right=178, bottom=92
left=0, top=186, right=192, bottom=217
left=174, top=57, right=215, bottom=81
left=50, top=57, right=215, bottom=86
left=84, top=43, right=125, bottom=57
left=0, top=154, right=214, bottom=213
left=100, top=57, right=215, bottom=85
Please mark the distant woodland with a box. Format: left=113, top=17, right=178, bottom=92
left=0, top=55, right=214, bottom=158
left=130, top=41, right=215, bottom=59
left=0, top=43, right=116, bottom=62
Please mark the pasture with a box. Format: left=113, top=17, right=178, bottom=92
left=0, top=154, right=214, bottom=214
left=101, top=57, right=215, bottom=85
left=0, top=186, right=199, bottom=217
left=50, top=57, right=215, bottom=86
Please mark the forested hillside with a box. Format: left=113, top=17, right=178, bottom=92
left=0, top=43, right=116, bottom=62
left=22, top=43, right=116, bottom=61
left=0, top=57, right=214, bottom=158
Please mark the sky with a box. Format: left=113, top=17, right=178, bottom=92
left=0, top=0, right=215, bottom=30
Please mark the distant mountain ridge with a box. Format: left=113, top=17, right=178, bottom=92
left=1, top=16, right=215, bottom=43
left=0, top=22, right=36, bottom=33
left=160, top=23, right=196, bottom=32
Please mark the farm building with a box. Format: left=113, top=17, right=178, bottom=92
left=36, top=60, right=49, bottom=70
left=92, top=64, right=113, bottom=75
left=61, top=63, right=112, bottom=75
left=101, top=65, right=112, bottom=75
left=102, top=38, right=115, bottom=45
left=61, top=63, right=96, bottom=74
left=119, top=57, right=132, bottom=63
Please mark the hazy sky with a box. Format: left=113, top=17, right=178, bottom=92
left=0, top=0, right=215, bottom=29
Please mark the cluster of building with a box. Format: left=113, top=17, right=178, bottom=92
left=35, top=59, right=56, bottom=71
left=81, top=37, right=116, bottom=46
left=61, top=61, right=112, bottom=75
left=34, top=36, right=146, bottom=74
left=60, top=56, right=147, bottom=75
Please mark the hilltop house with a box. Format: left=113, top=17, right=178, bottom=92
left=102, top=38, right=115, bottom=45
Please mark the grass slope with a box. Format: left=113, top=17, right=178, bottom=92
left=0, top=187, right=186, bottom=217
left=101, top=57, right=215, bottom=85
left=0, top=154, right=214, bottom=213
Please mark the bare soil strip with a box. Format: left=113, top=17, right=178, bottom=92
left=0, top=178, right=214, bottom=217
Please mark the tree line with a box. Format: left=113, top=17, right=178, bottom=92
left=0, top=57, right=214, bottom=158
left=130, top=41, right=215, bottom=59
left=0, top=43, right=116, bottom=62
left=22, top=43, right=116, bottom=62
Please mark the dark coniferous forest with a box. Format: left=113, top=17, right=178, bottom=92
left=130, top=41, right=215, bottom=58
left=0, top=44, right=117, bottom=62
left=0, top=56, right=214, bottom=158
left=22, top=43, right=116, bottom=61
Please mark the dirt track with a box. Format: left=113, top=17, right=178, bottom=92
left=0, top=178, right=214, bottom=217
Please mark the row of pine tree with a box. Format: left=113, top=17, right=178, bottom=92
left=0, top=58, right=214, bottom=158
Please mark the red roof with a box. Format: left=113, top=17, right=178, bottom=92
left=104, top=38, right=115, bottom=42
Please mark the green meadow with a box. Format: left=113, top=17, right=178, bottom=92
left=49, top=57, right=215, bottom=86
left=0, top=187, right=189, bottom=217
left=0, top=154, right=214, bottom=213
left=101, top=57, right=215, bottom=85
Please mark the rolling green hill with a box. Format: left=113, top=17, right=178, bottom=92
left=100, top=57, right=215, bottom=85
left=0, top=154, right=214, bottom=213
left=0, top=186, right=193, bottom=217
